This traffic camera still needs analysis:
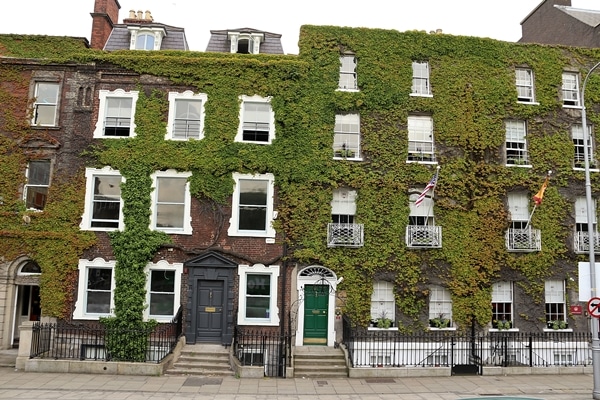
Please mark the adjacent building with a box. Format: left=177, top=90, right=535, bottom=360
left=520, top=0, right=600, bottom=47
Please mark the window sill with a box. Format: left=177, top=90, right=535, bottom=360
left=505, top=164, right=532, bottom=168
left=428, top=327, right=456, bottom=331
left=237, top=320, right=279, bottom=327
left=409, top=93, right=433, bottom=98
left=406, top=160, right=438, bottom=165
left=563, top=105, right=582, bottom=109
left=157, top=229, right=193, bottom=236
left=517, top=101, right=539, bottom=105
left=31, top=125, right=60, bottom=130
left=228, top=231, right=276, bottom=239
left=573, top=167, right=599, bottom=173
left=333, top=156, right=363, bottom=162
left=489, top=328, right=519, bottom=332
left=81, top=227, right=122, bottom=232
left=543, top=328, right=573, bottom=332
left=368, top=327, right=398, bottom=331
left=336, top=88, right=360, bottom=92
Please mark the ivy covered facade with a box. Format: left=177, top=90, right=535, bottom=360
left=2, top=4, right=600, bottom=360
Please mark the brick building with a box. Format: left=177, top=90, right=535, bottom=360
left=2, top=0, right=600, bottom=377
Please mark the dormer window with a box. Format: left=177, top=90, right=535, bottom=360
left=228, top=32, right=264, bottom=54
left=128, top=27, right=165, bottom=51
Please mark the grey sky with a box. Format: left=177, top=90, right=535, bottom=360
left=2, top=1, right=598, bottom=54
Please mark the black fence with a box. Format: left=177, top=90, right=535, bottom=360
left=232, top=327, right=292, bottom=377
left=30, top=309, right=183, bottom=363
left=343, top=317, right=592, bottom=371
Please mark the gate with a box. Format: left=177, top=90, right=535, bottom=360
left=450, top=334, right=483, bottom=375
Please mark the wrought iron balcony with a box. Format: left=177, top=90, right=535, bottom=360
left=406, top=225, right=442, bottom=248
left=327, top=223, right=364, bottom=247
left=505, top=227, right=541, bottom=252
left=574, top=231, right=600, bottom=254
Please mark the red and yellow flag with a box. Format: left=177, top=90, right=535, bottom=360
left=532, top=175, right=550, bottom=206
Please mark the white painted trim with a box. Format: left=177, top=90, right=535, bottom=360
left=149, top=170, right=192, bottom=234
left=228, top=172, right=276, bottom=238
left=237, top=264, right=280, bottom=326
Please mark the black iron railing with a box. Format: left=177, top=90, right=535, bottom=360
left=342, top=316, right=592, bottom=369
left=30, top=308, right=183, bottom=363
left=233, top=327, right=292, bottom=377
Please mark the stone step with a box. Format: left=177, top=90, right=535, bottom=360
left=293, top=346, right=348, bottom=378
left=165, top=367, right=233, bottom=376
left=165, top=344, right=233, bottom=376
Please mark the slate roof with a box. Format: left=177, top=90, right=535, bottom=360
left=555, top=5, right=600, bottom=27
left=104, top=23, right=189, bottom=51
left=205, top=28, right=284, bottom=54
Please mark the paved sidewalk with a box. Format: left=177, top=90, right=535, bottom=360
left=0, top=367, right=594, bottom=400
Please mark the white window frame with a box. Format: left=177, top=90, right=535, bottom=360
left=333, top=114, right=361, bottom=160
left=228, top=172, right=276, bottom=238
left=491, top=281, right=513, bottom=329
left=338, top=54, right=358, bottom=91
left=544, top=279, right=566, bottom=323
left=144, top=260, right=183, bottom=322
left=429, top=285, right=453, bottom=328
left=235, top=95, right=275, bottom=144
left=74, top=258, right=116, bottom=320
left=562, top=72, right=581, bottom=108
left=508, top=192, right=529, bottom=226
left=31, top=82, right=59, bottom=127
left=166, top=91, right=207, bottom=140
left=516, top=68, right=536, bottom=104
left=93, top=89, right=139, bottom=138
left=409, top=192, right=435, bottom=225
left=411, top=61, right=432, bottom=97
left=228, top=31, right=264, bottom=54
left=331, top=187, right=357, bottom=222
left=237, top=264, right=280, bottom=326
left=80, top=167, right=125, bottom=231
left=150, top=170, right=192, bottom=234
left=505, top=120, right=530, bottom=166
left=24, top=160, right=52, bottom=210
left=128, top=27, right=165, bottom=50
left=575, top=196, right=597, bottom=233
left=572, top=124, right=597, bottom=170
left=370, top=281, right=395, bottom=323
left=407, top=115, right=436, bottom=163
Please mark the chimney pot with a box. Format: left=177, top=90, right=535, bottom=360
left=145, top=10, right=153, bottom=21
left=129, top=10, right=136, bottom=19
left=137, top=10, right=143, bottom=19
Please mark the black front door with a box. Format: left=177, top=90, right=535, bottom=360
left=196, top=279, right=224, bottom=342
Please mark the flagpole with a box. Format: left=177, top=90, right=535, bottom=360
left=425, top=166, right=440, bottom=225
left=524, top=204, right=536, bottom=230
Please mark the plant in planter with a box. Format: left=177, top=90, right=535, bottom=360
left=376, top=317, right=393, bottom=329
left=334, top=149, right=355, bottom=158
left=547, top=320, right=568, bottom=330
left=429, top=313, right=450, bottom=328
left=492, top=319, right=512, bottom=330
left=375, top=311, right=393, bottom=329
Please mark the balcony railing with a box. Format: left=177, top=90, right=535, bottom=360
left=574, top=231, right=600, bottom=254
left=327, top=223, right=364, bottom=247
left=505, top=227, right=541, bottom=252
left=406, top=225, right=442, bottom=248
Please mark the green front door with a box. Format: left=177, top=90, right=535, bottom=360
left=303, top=284, right=329, bottom=345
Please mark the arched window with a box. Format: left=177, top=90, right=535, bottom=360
left=135, top=33, right=155, bottom=50
left=19, top=261, right=41, bottom=275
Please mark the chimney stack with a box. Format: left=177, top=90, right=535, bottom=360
left=90, top=0, right=121, bottom=50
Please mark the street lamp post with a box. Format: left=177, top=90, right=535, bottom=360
left=581, top=60, right=600, bottom=400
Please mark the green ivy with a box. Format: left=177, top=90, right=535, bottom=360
left=2, top=25, right=600, bottom=334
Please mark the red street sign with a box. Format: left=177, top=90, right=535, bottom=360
left=588, top=297, right=600, bottom=318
